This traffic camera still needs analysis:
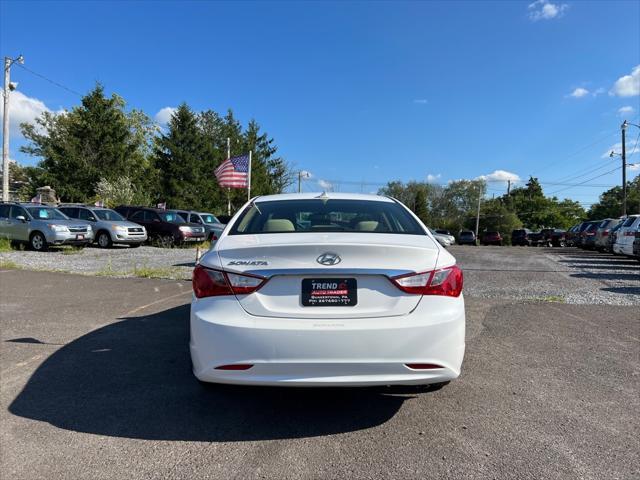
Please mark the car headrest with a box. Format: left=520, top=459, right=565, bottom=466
left=263, top=219, right=295, bottom=232
left=355, top=221, right=379, bottom=232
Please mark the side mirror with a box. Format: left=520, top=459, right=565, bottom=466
left=16, top=215, right=27, bottom=223
left=88, top=216, right=96, bottom=222
left=153, top=218, right=160, bottom=223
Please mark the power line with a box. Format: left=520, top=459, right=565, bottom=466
left=547, top=166, right=622, bottom=196
left=14, top=63, right=82, bottom=97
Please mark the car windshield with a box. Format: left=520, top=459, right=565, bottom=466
left=230, top=199, right=425, bottom=235
left=94, top=209, right=125, bottom=221
left=622, top=216, right=638, bottom=227
left=26, top=207, right=68, bottom=220
left=161, top=211, right=186, bottom=223
left=460, top=231, right=473, bottom=237
left=200, top=214, right=220, bottom=224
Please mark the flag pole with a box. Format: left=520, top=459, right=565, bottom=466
left=247, top=150, right=252, bottom=201
left=226, top=137, right=231, bottom=216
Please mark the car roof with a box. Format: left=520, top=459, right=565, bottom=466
left=253, top=192, right=395, bottom=203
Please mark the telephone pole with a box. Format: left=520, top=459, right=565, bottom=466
left=507, top=180, right=511, bottom=196
left=621, top=120, right=627, bottom=217
left=2, top=54, right=24, bottom=202
left=474, top=187, right=482, bottom=242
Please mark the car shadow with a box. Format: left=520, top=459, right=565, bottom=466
left=9, top=305, right=411, bottom=442
left=601, top=286, right=640, bottom=295
left=570, top=272, right=640, bottom=281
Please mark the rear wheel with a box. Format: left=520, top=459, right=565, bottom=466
left=96, top=231, right=113, bottom=249
left=29, top=232, right=48, bottom=252
left=159, top=234, right=175, bottom=248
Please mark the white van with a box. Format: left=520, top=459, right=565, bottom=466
left=613, top=215, right=640, bottom=256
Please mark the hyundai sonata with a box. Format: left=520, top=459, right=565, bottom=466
left=190, top=193, right=465, bottom=387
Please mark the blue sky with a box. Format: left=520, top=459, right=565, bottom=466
left=1, top=0, right=639, bottom=206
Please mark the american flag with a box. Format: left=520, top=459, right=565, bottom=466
left=215, top=154, right=249, bottom=188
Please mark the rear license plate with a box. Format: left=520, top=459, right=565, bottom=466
left=76, top=234, right=84, bottom=240
left=302, top=278, right=357, bottom=307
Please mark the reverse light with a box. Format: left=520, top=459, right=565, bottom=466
left=391, top=265, right=463, bottom=297
left=192, top=265, right=266, bottom=298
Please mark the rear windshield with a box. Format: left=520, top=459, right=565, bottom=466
left=230, top=199, right=425, bottom=235
left=622, top=216, right=638, bottom=227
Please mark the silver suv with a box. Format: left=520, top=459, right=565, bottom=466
left=0, top=202, right=94, bottom=251
left=59, top=205, right=147, bottom=248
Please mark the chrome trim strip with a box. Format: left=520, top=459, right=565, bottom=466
left=239, top=268, right=414, bottom=278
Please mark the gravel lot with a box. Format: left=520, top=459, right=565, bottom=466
left=1, top=244, right=638, bottom=304
left=1, top=270, right=638, bottom=479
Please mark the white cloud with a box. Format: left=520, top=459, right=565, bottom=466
left=318, top=179, right=332, bottom=190
left=618, top=105, right=635, bottom=116
left=528, top=0, right=568, bottom=21
left=628, top=163, right=639, bottom=171
left=568, top=87, right=589, bottom=98
left=413, top=99, right=428, bottom=105
left=426, top=173, right=441, bottom=183
left=0, top=90, right=51, bottom=136
left=477, top=170, right=521, bottom=184
left=154, top=106, right=177, bottom=125
left=610, top=65, right=640, bottom=97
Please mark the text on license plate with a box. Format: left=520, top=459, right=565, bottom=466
left=301, top=278, right=357, bottom=307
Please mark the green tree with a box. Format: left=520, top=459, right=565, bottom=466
left=476, top=198, right=522, bottom=244
left=588, top=175, right=640, bottom=219
left=20, top=84, right=152, bottom=202
left=153, top=103, right=216, bottom=210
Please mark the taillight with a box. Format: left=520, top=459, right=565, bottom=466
left=192, top=265, right=266, bottom=298
left=391, top=265, right=463, bottom=297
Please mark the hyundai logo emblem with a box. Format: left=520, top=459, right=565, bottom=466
left=316, top=252, right=341, bottom=266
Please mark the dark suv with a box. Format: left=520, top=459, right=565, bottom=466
left=511, top=228, right=532, bottom=246
left=481, top=231, right=502, bottom=246
left=114, top=206, right=205, bottom=247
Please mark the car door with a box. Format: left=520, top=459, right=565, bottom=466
left=8, top=206, right=30, bottom=241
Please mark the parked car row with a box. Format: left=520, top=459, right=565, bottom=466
left=0, top=201, right=226, bottom=251
left=567, top=215, right=640, bottom=258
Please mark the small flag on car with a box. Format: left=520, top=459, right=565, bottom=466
left=94, top=200, right=105, bottom=207
left=157, top=202, right=167, bottom=209
left=31, top=194, right=42, bottom=204
left=215, top=154, right=249, bottom=188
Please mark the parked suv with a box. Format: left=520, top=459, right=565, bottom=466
left=550, top=229, right=567, bottom=247
left=594, top=218, right=621, bottom=251
left=481, top=231, right=502, bottom=246
left=0, top=202, right=93, bottom=251
left=174, top=210, right=225, bottom=242
left=59, top=205, right=147, bottom=248
left=458, top=230, right=477, bottom=245
left=114, top=206, right=205, bottom=247
left=613, top=215, right=640, bottom=256
left=512, top=228, right=532, bottom=246
left=434, top=229, right=456, bottom=245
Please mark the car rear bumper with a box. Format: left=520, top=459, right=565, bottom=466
left=190, top=295, right=465, bottom=386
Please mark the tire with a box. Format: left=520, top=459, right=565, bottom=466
left=159, top=234, right=175, bottom=248
left=29, top=232, right=48, bottom=252
left=96, top=231, right=113, bottom=249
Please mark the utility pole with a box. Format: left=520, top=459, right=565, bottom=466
left=507, top=180, right=511, bottom=196
left=621, top=120, right=627, bottom=217
left=2, top=55, right=24, bottom=201
left=475, top=187, right=482, bottom=243
left=298, top=171, right=302, bottom=193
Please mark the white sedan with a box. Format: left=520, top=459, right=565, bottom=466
left=190, top=193, right=465, bottom=387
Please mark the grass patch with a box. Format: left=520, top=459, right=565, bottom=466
left=0, top=237, right=12, bottom=252
left=95, top=259, right=122, bottom=277
left=132, top=263, right=177, bottom=279
left=0, top=258, right=20, bottom=270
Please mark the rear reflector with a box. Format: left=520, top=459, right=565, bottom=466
left=405, top=363, right=444, bottom=370
left=215, top=364, right=254, bottom=370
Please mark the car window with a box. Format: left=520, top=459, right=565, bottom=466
left=10, top=206, right=28, bottom=219
left=130, top=210, right=146, bottom=222
left=25, top=207, right=68, bottom=220
left=161, top=211, right=186, bottom=223
left=190, top=214, right=203, bottom=224
left=77, top=209, right=94, bottom=221
left=0, top=205, right=9, bottom=218
left=201, top=214, right=219, bottom=224
left=622, top=217, right=637, bottom=227
left=230, top=199, right=425, bottom=235
left=94, top=209, right=125, bottom=221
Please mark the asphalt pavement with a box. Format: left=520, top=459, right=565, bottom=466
left=1, top=257, right=639, bottom=479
